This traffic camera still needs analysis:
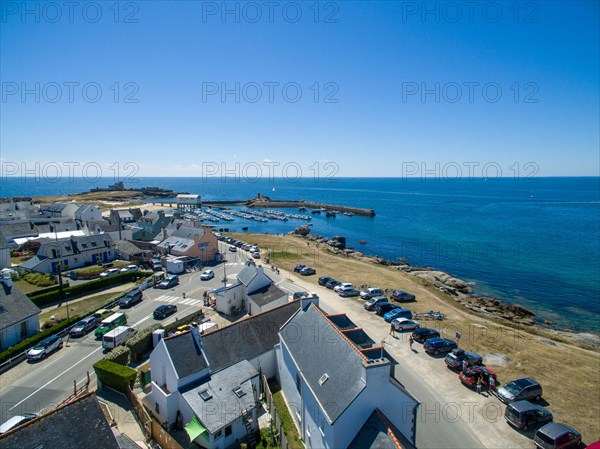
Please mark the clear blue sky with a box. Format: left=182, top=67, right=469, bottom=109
left=1, top=1, right=599, bottom=178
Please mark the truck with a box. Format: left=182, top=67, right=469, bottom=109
left=102, top=326, right=137, bottom=349
left=166, top=257, right=186, bottom=274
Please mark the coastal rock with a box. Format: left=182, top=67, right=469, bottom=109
left=292, top=225, right=311, bottom=236
left=329, top=236, right=346, bottom=249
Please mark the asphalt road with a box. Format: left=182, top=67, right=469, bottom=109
left=0, top=241, right=491, bottom=448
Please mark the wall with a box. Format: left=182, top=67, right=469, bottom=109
left=276, top=341, right=303, bottom=431
left=249, top=347, right=277, bottom=380
left=215, top=284, right=243, bottom=315
left=0, top=316, right=40, bottom=350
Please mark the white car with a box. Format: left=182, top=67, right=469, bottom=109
left=334, top=282, right=353, bottom=293
left=27, top=335, right=63, bottom=361
left=0, top=413, right=39, bottom=434
left=120, top=264, right=139, bottom=272
left=99, top=268, right=121, bottom=278
left=200, top=270, right=215, bottom=281
left=360, top=287, right=384, bottom=299
left=392, top=318, right=420, bottom=331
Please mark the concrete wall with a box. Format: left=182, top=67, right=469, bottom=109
left=215, top=284, right=243, bottom=315
left=249, top=348, right=277, bottom=380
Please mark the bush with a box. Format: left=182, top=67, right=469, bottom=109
left=0, top=315, right=81, bottom=364
left=104, top=345, right=131, bottom=365
left=27, top=283, right=68, bottom=299
left=93, top=359, right=137, bottom=393
left=23, top=273, right=55, bottom=287
left=126, top=324, right=160, bottom=360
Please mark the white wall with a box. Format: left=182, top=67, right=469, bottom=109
left=249, top=348, right=277, bottom=380
left=215, top=284, right=243, bottom=315
left=0, top=316, right=40, bottom=350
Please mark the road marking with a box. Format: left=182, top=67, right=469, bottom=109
left=133, top=315, right=151, bottom=326
left=8, top=346, right=104, bottom=411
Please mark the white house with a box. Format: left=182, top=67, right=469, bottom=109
left=213, top=261, right=288, bottom=316
left=74, top=204, right=103, bottom=222
left=20, top=234, right=116, bottom=273
left=0, top=271, right=41, bottom=350
left=277, top=303, right=420, bottom=449
left=42, top=202, right=79, bottom=218
left=145, top=300, right=308, bottom=449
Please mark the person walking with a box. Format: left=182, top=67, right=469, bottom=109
left=476, top=376, right=483, bottom=395
left=409, top=335, right=414, bottom=350
left=389, top=322, right=395, bottom=337
left=489, top=375, right=496, bottom=393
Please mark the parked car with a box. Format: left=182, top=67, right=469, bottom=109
left=444, top=348, right=483, bottom=370
left=497, top=378, right=543, bottom=403
left=153, top=304, right=178, bottom=319
left=392, top=318, right=420, bottom=331
left=318, top=276, right=333, bottom=286
left=120, top=264, right=139, bottom=272
left=151, top=258, right=162, bottom=271
left=412, top=327, right=440, bottom=343
left=326, top=279, right=341, bottom=289
left=200, top=270, right=215, bottom=280
left=459, top=366, right=497, bottom=388
left=423, top=337, right=458, bottom=355
left=384, top=307, right=413, bottom=322
left=93, top=308, right=114, bottom=321
left=252, top=252, right=261, bottom=259
left=334, top=282, right=353, bottom=293
left=364, top=295, right=388, bottom=311
left=391, top=290, right=416, bottom=302
left=229, top=246, right=237, bottom=252
left=158, top=275, right=179, bottom=289
left=534, top=423, right=581, bottom=449
left=375, top=302, right=397, bottom=316
left=69, top=316, right=98, bottom=337
left=338, top=287, right=360, bottom=297
left=300, top=267, right=316, bottom=276
left=99, top=268, right=121, bottom=278
left=118, top=289, right=143, bottom=308
left=360, top=287, right=384, bottom=300
left=294, top=264, right=306, bottom=272
left=0, top=413, right=39, bottom=434
left=505, top=400, right=553, bottom=431
left=27, top=335, right=63, bottom=361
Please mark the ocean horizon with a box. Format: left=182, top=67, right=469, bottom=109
left=2, top=176, right=599, bottom=334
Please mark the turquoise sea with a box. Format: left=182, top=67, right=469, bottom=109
left=2, top=177, right=599, bottom=333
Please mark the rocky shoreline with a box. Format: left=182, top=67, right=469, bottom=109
left=291, top=227, right=545, bottom=329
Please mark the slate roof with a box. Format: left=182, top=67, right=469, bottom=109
left=115, top=239, right=144, bottom=256
left=248, top=283, right=288, bottom=307
left=0, top=282, right=41, bottom=331
left=181, top=359, right=257, bottom=434
left=0, top=393, right=119, bottom=449
left=279, top=304, right=368, bottom=423
left=45, top=202, right=70, bottom=213
left=163, top=331, right=209, bottom=380
left=348, top=409, right=405, bottom=449
left=0, top=222, right=36, bottom=239
left=202, top=300, right=300, bottom=373
left=237, top=262, right=259, bottom=287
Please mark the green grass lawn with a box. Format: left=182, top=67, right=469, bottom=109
left=75, top=261, right=130, bottom=275
left=271, top=390, right=303, bottom=449
left=39, top=289, right=130, bottom=323
left=257, top=428, right=282, bottom=449
left=13, top=279, right=52, bottom=294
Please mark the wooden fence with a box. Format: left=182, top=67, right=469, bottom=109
left=261, top=375, right=290, bottom=449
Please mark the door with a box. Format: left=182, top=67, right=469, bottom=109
left=103, top=252, right=108, bottom=262
left=92, top=254, right=97, bottom=264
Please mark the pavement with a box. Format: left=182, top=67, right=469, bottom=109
left=96, top=387, right=148, bottom=448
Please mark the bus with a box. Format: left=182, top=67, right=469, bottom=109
left=94, top=313, right=127, bottom=338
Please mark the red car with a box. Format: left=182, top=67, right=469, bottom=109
left=459, top=366, right=497, bottom=389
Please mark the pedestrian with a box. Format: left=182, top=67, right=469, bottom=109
left=489, top=375, right=496, bottom=392
left=476, top=376, right=483, bottom=394
left=409, top=335, right=414, bottom=350
left=462, top=359, right=468, bottom=372
left=389, top=322, right=395, bottom=337
left=182, top=292, right=186, bottom=299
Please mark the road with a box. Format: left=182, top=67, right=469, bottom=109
left=0, top=241, right=503, bottom=448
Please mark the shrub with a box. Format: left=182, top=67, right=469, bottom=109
left=0, top=315, right=81, bottom=364
left=23, top=273, right=55, bottom=287
left=27, top=283, right=67, bottom=299
left=126, top=324, right=160, bottom=360
left=93, top=359, right=137, bottom=393
left=104, top=345, right=131, bottom=365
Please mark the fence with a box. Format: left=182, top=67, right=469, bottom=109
left=261, top=375, right=290, bottom=449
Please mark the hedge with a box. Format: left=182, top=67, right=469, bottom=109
left=126, top=324, right=160, bottom=360
left=27, top=283, right=69, bottom=299
left=104, top=345, right=131, bottom=366
left=93, top=359, right=137, bottom=393
left=29, top=271, right=152, bottom=307
left=22, top=272, right=55, bottom=287
left=0, top=315, right=82, bottom=364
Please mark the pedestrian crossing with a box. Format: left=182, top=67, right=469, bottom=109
left=153, top=295, right=202, bottom=306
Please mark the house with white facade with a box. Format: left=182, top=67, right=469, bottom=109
left=213, top=261, right=288, bottom=316
left=42, top=202, right=79, bottom=218
left=20, top=234, right=116, bottom=273
left=0, top=271, right=41, bottom=350
left=277, top=303, right=420, bottom=449
left=145, top=300, right=308, bottom=449
left=74, top=204, right=103, bottom=222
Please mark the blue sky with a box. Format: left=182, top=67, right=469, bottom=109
left=1, top=1, right=599, bottom=178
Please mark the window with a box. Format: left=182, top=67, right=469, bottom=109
left=52, top=249, right=58, bottom=258
left=199, top=390, right=213, bottom=401
left=155, top=403, right=159, bottom=413
left=296, top=372, right=301, bottom=392
left=20, top=322, right=28, bottom=339
left=214, top=429, right=222, bottom=440
left=91, top=241, right=97, bottom=247
left=233, top=387, right=246, bottom=398
left=318, top=373, right=329, bottom=386
left=225, top=425, right=232, bottom=437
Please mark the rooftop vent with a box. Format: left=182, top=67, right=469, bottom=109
left=199, top=390, right=213, bottom=401
left=318, top=373, right=330, bottom=386
left=233, top=387, right=246, bottom=398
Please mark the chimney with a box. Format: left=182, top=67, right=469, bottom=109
left=300, top=293, right=319, bottom=311
left=189, top=323, right=202, bottom=348
left=162, top=228, right=168, bottom=241
left=1, top=269, right=13, bottom=290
